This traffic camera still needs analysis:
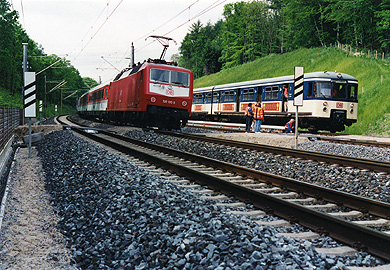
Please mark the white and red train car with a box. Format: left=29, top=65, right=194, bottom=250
left=191, top=71, right=358, bottom=132
left=77, top=59, right=193, bottom=130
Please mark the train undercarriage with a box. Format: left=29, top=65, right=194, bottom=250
left=79, top=106, right=189, bottom=130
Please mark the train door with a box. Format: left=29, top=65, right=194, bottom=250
left=134, top=70, right=143, bottom=108
left=235, top=89, right=241, bottom=112
left=256, top=86, right=262, bottom=103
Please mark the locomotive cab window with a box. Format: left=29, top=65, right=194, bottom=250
left=332, top=82, right=347, bottom=99
left=347, top=84, right=358, bottom=101
left=151, top=69, right=170, bottom=84
left=150, top=69, right=190, bottom=87
left=317, top=82, right=332, bottom=98
left=308, top=82, right=318, bottom=98
left=171, top=71, right=189, bottom=87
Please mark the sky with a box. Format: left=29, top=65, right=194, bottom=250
left=11, top=0, right=241, bottom=84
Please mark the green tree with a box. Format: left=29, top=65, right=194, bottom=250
left=219, top=1, right=280, bottom=69
left=375, top=0, right=390, bottom=51
left=325, top=0, right=378, bottom=50
left=179, top=20, right=223, bottom=78
left=281, top=0, right=330, bottom=51
left=219, top=2, right=246, bottom=68
left=0, top=0, right=27, bottom=96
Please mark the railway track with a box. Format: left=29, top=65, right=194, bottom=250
left=307, top=135, right=390, bottom=149
left=156, top=130, right=390, bottom=174
left=58, top=116, right=390, bottom=261
left=187, top=120, right=390, bottom=149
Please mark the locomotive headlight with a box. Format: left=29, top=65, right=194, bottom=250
left=182, top=101, right=187, bottom=107
left=323, top=107, right=327, bottom=112
left=323, top=102, right=328, bottom=106
left=150, top=97, right=156, bottom=103
left=350, top=108, right=354, bottom=114
left=350, top=104, right=354, bottom=108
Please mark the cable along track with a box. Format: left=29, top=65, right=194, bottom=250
left=60, top=125, right=390, bottom=261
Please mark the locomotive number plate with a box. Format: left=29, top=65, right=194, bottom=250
left=163, top=99, right=176, bottom=105
left=336, top=102, right=343, bottom=108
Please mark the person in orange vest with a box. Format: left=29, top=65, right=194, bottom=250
left=253, top=102, right=264, bottom=133
left=285, top=119, right=295, bottom=133
left=244, top=103, right=254, bottom=132
left=282, top=85, right=289, bottom=112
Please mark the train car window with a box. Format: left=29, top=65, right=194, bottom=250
left=316, top=82, right=332, bottom=98
left=213, top=92, right=219, bottom=102
left=264, top=86, right=278, bottom=100
left=224, top=90, right=235, bottom=102
left=308, top=82, right=313, bottom=97
left=80, top=95, right=87, bottom=105
left=171, top=71, right=190, bottom=87
left=207, top=93, right=212, bottom=103
left=150, top=69, right=170, bottom=83
left=264, top=87, right=272, bottom=100
left=272, top=86, right=278, bottom=99
left=194, top=93, right=203, bottom=104
left=242, top=88, right=254, bottom=101
left=140, top=70, right=143, bottom=82
left=347, top=84, right=358, bottom=101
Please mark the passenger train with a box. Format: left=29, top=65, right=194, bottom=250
left=191, top=71, right=358, bottom=132
left=77, top=59, right=193, bottom=130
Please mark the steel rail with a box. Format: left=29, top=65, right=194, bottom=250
left=66, top=126, right=390, bottom=261
left=308, top=135, right=390, bottom=149
left=156, top=130, right=390, bottom=174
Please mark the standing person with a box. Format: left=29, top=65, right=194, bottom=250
left=253, top=102, right=264, bottom=133
left=282, top=85, right=289, bottom=112
left=285, top=119, right=295, bottom=133
left=244, top=103, right=254, bottom=132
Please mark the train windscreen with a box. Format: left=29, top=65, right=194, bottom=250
left=316, top=82, right=356, bottom=100
left=150, top=69, right=190, bottom=87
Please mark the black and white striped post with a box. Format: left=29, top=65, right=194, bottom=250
left=293, top=66, right=304, bottom=149
left=24, top=71, right=36, bottom=158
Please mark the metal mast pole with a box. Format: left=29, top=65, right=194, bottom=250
left=44, top=75, right=47, bottom=118
left=22, top=43, right=28, bottom=125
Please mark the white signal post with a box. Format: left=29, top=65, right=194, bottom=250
left=22, top=42, right=38, bottom=158
left=293, top=66, right=304, bottom=149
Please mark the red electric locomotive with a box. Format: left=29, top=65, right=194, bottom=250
left=77, top=39, right=193, bottom=130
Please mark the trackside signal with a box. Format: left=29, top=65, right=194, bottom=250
left=294, top=66, right=304, bottom=106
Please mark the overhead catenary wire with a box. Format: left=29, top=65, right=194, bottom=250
left=19, top=0, right=25, bottom=28
left=134, top=0, right=228, bottom=54
left=68, top=0, right=113, bottom=58
left=112, top=0, right=201, bottom=72
left=72, top=0, right=124, bottom=62
left=132, top=0, right=200, bottom=44
left=90, top=0, right=232, bottom=80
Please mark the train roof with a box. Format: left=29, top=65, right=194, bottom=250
left=194, top=71, right=358, bottom=92
left=79, top=60, right=192, bottom=99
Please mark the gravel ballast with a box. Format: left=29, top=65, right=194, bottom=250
left=1, top=129, right=387, bottom=269
left=123, top=130, right=390, bottom=203
left=34, top=130, right=383, bottom=269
